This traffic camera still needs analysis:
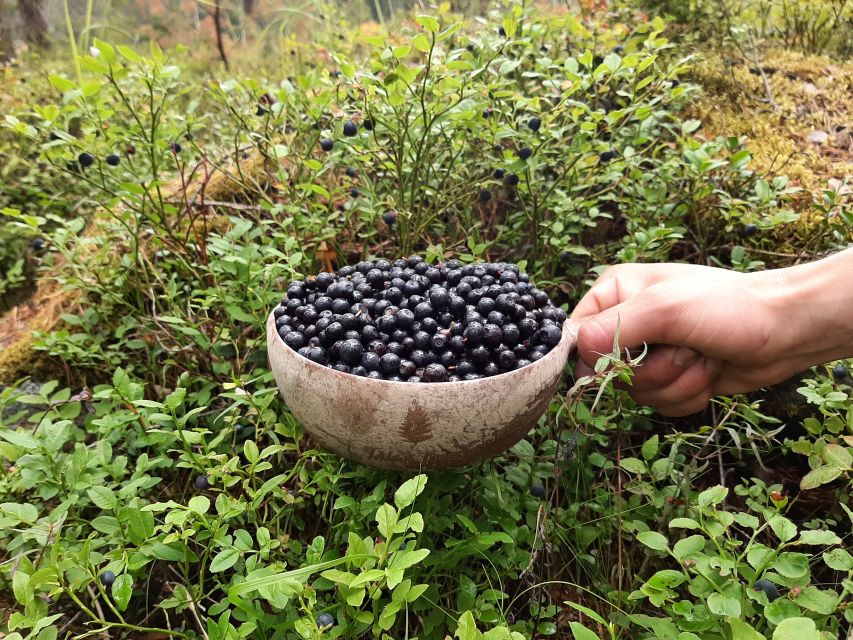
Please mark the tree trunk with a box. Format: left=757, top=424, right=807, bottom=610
left=0, top=10, right=14, bottom=61
left=18, top=0, right=48, bottom=47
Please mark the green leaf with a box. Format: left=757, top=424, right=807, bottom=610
left=669, top=518, right=699, bottom=529
left=619, top=457, right=647, bottom=474
left=210, top=548, right=240, bottom=573
left=800, top=464, right=842, bottom=490
left=0, top=503, right=38, bottom=524
left=794, top=529, right=841, bottom=546
left=697, top=485, right=728, bottom=508
left=641, top=435, right=659, bottom=460
left=771, top=617, right=820, bottom=640
left=569, top=623, right=599, bottom=640
left=774, top=552, right=810, bottom=578
left=793, top=586, right=837, bottom=615
left=646, top=570, right=686, bottom=588
left=415, top=15, right=439, bottom=32
left=394, top=474, right=427, bottom=510
left=636, top=531, right=668, bottom=551
left=375, top=504, right=398, bottom=539
left=822, top=443, right=851, bottom=468
left=413, top=33, right=431, bottom=53
left=455, top=611, right=478, bottom=640
left=823, top=547, right=853, bottom=571
left=350, top=569, right=385, bottom=588
left=672, top=535, right=705, bottom=560
left=728, top=618, right=764, bottom=640
left=766, top=513, right=797, bottom=542
left=188, top=496, right=210, bottom=515
left=563, top=601, right=606, bottom=626
left=87, top=487, right=117, bottom=510
left=707, top=593, right=741, bottom=617
left=112, top=574, right=133, bottom=611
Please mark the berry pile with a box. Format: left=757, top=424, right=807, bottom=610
left=273, top=257, right=568, bottom=383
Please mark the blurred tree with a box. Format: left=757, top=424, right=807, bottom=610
left=19, top=0, right=48, bottom=46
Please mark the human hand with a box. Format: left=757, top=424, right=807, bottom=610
left=571, top=254, right=853, bottom=417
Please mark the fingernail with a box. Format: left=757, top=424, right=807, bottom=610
left=670, top=346, right=700, bottom=367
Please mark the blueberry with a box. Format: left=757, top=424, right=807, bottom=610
left=106, top=154, right=120, bottom=166
left=505, top=173, right=520, bottom=187
left=350, top=188, right=359, bottom=198
left=284, top=331, right=307, bottom=350
left=498, top=26, right=506, bottom=36
left=100, top=570, right=116, bottom=586
left=320, top=138, right=334, bottom=152
left=380, top=353, right=401, bottom=376
left=479, top=189, right=492, bottom=202
left=256, top=105, right=268, bottom=116
left=483, top=324, right=503, bottom=348
left=743, top=223, right=758, bottom=237
left=343, top=121, right=358, bottom=136
left=78, top=152, right=95, bottom=167
left=345, top=166, right=358, bottom=178
left=518, top=147, right=532, bottom=160
left=464, top=322, right=484, bottom=345
left=316, top=612, right=335, bottom=628
left=423, top=363, right=448, bottom=383
left=169, top=142, right=182, bottom=153
left=31, top=238, right=46, bottom=252
left=194, top=475, right=210, bottom=490
left=753, top=579, right=780, bottom=601
left=383, top=211, right=398, bottom=225
left=833, top=364, right=848, bottom=382
left=363, top=119, right=374, bottom=131
left=339, top=339, right=363, bottom=365
left=493, top=168, right=505, bottom=179
left=528, top=116, right=542, bottom=132
left=599, top=149, right=617, bottom=163
left=530, top=483, right=545, bottom=498
left=482, top=108, right=493, bottom=118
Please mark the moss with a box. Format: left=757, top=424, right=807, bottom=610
left=0, top=333, right=58, bottom=385
left=687, top=47, right=853, bottom=214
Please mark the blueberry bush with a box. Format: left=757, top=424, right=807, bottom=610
left=0, top=1, right=850, bottom=639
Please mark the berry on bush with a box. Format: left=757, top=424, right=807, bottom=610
left=363, top=118, right=374, bottom=131
left=273, top=258, right=567, bottom=382
left=106, top=154, right=120, bottom=166
left=482, top=108, right=493, bottom=118
left=195, top=475, right=210, bottom=490
left=518, top=147, right=532, bottom=160
left=383, top=211, right=397, bottom=225
left=599, top=149, right=617, bottom=163
left=343, top=120, right=358, bottom=136
left=317, top=613, right=334, bottom=628
left=753, top=579, right=780, bottom=601
left=833, top=364, right=848, bottom=382
left=528, top=116, right=541, bottom=132
left=78, top=152, right=95, bottom=168
left=743, top=223, right=758, bottom=237
left=320, top=138, right=334, bottom=152
left=169, top=142, right=182, bottom=153
left=530, top=482, right=546, bottom=498
left=100, top=570, right=116, bottom=586
left=479, top=189, right=492, bottom=202
left=505, top=173, right=520, bottom=187
left=256, top=105, right=268, bottom=116
left=345, top=167, right=358, bottom=178
left=31, top=238, right=46, bottom=252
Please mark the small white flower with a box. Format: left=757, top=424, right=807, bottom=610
left=89, top=46, right=101, bottom=58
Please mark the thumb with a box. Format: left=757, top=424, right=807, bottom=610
left=576, top=294, right=676, bottom=367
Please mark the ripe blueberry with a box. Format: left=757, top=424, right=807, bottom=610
left=743, top=223, right=758, bottom=237
left=343, top=121, right=358, bottom=136
left=528, top=116, right=542, bottom=132
left=195, top=475, right=210, bottom=490
left=106, top=154, right=120, bottom=166
left=383, top=210, right=398, bottom=225
left=518, top=147, right=532, bottom=160
left=423, top=363, right=448, bottom=383
left=78, top=152, right=95, bottom=168
left=100, top=570, right=116, bottom=586
left=316, top=612, right=335, bottom=628
left=479, top=189, right=492, bottom=202
left=833, top=364, right=848, bottom=382
left=169, top=142, right=182, bottom=153
left=753, top=579, right=780, bottom=601
left=530, top=482, right=545, bottom=498
left=320, top=138, right=334, bottom=152
left=599, top=149, right=617, bottom=163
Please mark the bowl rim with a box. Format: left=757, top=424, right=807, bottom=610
left=266, top=310, right=577, bottom=388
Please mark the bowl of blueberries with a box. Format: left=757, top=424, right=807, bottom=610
left=267, top=256, right=576, bottom=470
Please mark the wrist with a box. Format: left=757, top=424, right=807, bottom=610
left=764, top=249, right=853, bottom=369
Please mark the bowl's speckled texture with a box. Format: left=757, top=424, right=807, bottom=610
left=267, top=312, right=577, bottom=470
